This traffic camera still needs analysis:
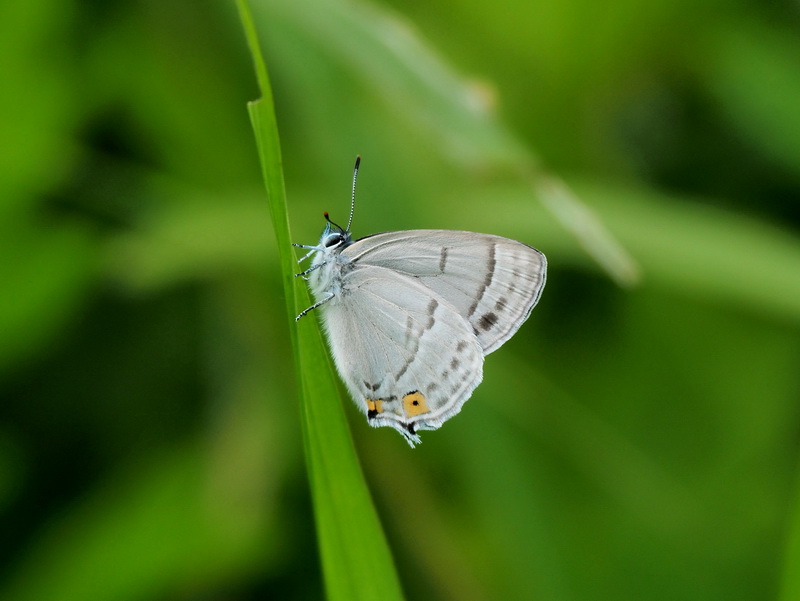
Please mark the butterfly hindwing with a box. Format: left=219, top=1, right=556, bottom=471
left=319, top=263, right=485, bottom=446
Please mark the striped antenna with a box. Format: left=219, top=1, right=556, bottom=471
left=346, top=155, right=361, bottom=232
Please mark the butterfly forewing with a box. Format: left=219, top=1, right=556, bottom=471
left=344, top=230, right=547, bottom=354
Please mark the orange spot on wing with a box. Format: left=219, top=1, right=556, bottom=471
left=403, top=391, right=430, bottom=417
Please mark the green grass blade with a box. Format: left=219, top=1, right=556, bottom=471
left=235, top=2, right=405, bottom=600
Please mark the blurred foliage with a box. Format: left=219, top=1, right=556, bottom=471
left=0, top=0, right=799, bottom=600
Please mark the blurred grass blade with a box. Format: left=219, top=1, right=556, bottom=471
left=534, top=175, right=640, bottom=287
left=570, top=179, right=800, bottom=323
left=236, top=2, right=406, bottom=600
left=259, top=0, right=640, bottom=286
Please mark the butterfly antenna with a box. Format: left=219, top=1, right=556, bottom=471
left=346, top=155, right=360, bottom=233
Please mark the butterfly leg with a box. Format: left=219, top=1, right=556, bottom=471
left=295, top=292, right=334, bottom=321
left=295, top=262, right=324, bottom=279
left=291, top=243, right=322, bottom=263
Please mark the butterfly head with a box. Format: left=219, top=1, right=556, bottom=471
left=319, top=212, right=352, bottom=250
left=318, top=155, right=361, bottom=251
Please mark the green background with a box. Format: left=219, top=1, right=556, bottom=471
left=2, top=0, right=800, bottom=599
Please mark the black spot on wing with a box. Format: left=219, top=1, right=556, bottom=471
left=479, top=312, right=498, bottom=331
left=439, top=247, right=449, bottom=272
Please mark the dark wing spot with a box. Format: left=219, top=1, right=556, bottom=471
left=484, top=246, right=497, bottom=288
left=363, top=381, right=381, bottom=392
left=456, top=340, right=468, bottom=353
left=426, top=382, right=439, bottom=393
left=479, top=312, right=499, bottom=331
left=439, top=247, right=449, bottom=272
left=405, top=316, right=415, bottom=342
left=367, top=409, right=379, bottom=419
left=450, top=357, right=460, bottom=370
left=495, top=297, right=507, bottom=312
left=396, top=360, right=411, bottom=380
left=426, top=299, right=438, bottom=329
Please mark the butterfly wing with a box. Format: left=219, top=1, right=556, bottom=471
left=344, top=230, right=547, bottom=354
left=319, top=263, right=485, bottom=446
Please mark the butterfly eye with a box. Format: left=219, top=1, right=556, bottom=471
left=323, top=233, right=343, bottom=248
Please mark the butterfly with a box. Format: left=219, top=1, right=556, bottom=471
left=294, top=156, right=546, bottom=446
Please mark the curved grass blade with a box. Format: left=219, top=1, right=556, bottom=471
left=235, top=2, right=406, bottom=600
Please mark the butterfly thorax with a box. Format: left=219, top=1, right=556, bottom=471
left=308, top=227, right=354, bottom=304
